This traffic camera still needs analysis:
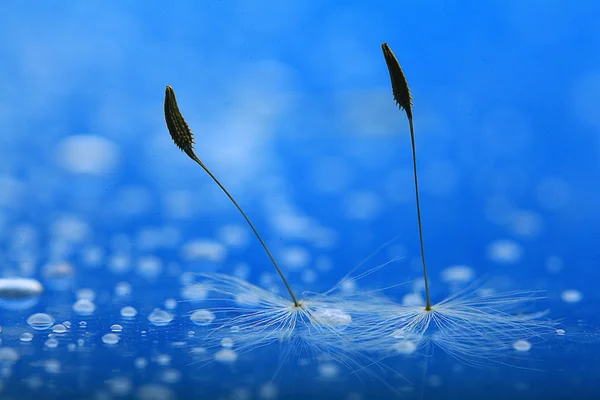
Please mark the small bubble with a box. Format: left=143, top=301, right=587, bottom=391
left=181, top=284, right=207, bottom=301
left=0, top=348, right=19, bottom=364
left=148, top=309, right=173, bottom=327
left=259, top=383, right=278, bottom=400
left=190, top=310, right=215, bottom=326
left=111, top=324, right=123, bottom=333
left=164, top=298, right=177, bottom=310
left=561, top=289, right=583, bottom=303
left=221, top=338, right=234, bottom=348
left=42, top=262, right=75, bottom=291
left=155, top=354, right=171, bottom=366
left=136, top=255, right=163, bottom=280
left=556, top=329, right=566, bottom=336
left=486, top=240, right=523, bottom=264
left=161, top=369, right=181, bottom=384
left=72, top=298, right=96, bottom=316
left=318, top=363, right=340, bottom=379
left=120, top=306, right=137, bottom=318
left=26, top=313, right=55, bottom=330
left=394, top=340, right=418, bottom=355
left=181, top=239, right=227, bottom=263
left=44, top=359, right=61, bottom=374
left=513, top=340, right=532, bottom=352
left=20, top=332, right=33, bottom=342
left=75, top=288, right=96, bottom=301
left=115, top=282, right=132, bottom=297
left=102, top=333, right=120, bottom=345
left=106, top=377, right=132, bottom=396
left=134, top=358, right=148, bottom=369
left=313, top=308, right=352, bottom=327
left=136, top=384, right=174, bottom=400
left=51, top=324, right=67, bottom=334
left=45, top=338, right=59, bottom=348
left=214, top=349, right=238, bottom=364
left=280, top=246, right=311, bottom=271
left=440, top=265, right=474, bottom=283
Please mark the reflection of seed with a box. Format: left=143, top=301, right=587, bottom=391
left=0, top=278, right=43, bottom=299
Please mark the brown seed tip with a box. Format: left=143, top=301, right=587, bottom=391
left=381, top=43, right=413, bottom=119
left=164, top=85, right=196, bottom=159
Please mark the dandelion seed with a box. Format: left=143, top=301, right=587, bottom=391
left=164, top=86, right=299, bottom=306
left=382, top=43, right=430, bottom=311
left=377, top=42, right=556, bottom=366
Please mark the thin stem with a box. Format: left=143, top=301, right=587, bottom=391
left=189, top=153, right=300, bottom=307
left=408, top=117, right=431, bottom=311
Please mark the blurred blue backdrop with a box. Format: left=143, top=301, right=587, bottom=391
left=0, top=1, right=599, bottom=399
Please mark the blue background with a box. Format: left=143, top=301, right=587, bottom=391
left=0, top=1, right=599, bottom=399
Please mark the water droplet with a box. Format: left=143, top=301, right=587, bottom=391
left=161, top=369, right=181, bottom=384
left=513, top=340, right=532, bottom=352
left=45, top=338, right=59, bottom=348
left=561, top=289, right=583, bottom=303
left=440, top=265, right=474, bottom=283
left=556, top=329, right=566, bottom=336
left=486, top=240, right=523, bottom=264
left=42, top=262, right=75, bottom=291
left=115, top=282, right=132, bottom=297
left=148, top=309, right=173, bottom=327
left=75, top=288, right=96, bottom=301
left=164, top=298, right=177, bottom=310
left=313, top=308, right=352, bottom=327
left=221, top=338, right=234, bottom=348
left=44, top=359, right=61, bottom=374
left=20, top=332, right=33, bottom=342
left=72, top=298, right=96, bottom=315
left=394, top=340, right=418, bottom=355
left=190, top=310, right=215, bottom=326
left=120, top=306, right=137, bottom=318
left=318, top=363, right=340, bottom=379
left=181, top=284, right=207, bottom=301
left=102, top=333, right=120, bottom=345
left=214, top=349, right=238, bottom=364
left=27, top=313, right=55, bottom=330
left=0, top=348, right=20, bottom=364
left=155, top=354, right=171, bottom=366
left=52, top=324, right=67, bottom=334
left=0, top=278, right=43, bottom=310
left=111, top=324, right=123, bottom=333
left=134, top=358, right=148, bottom=369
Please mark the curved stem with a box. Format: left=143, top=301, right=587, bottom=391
left=189, top=153, right=300, bottom=307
